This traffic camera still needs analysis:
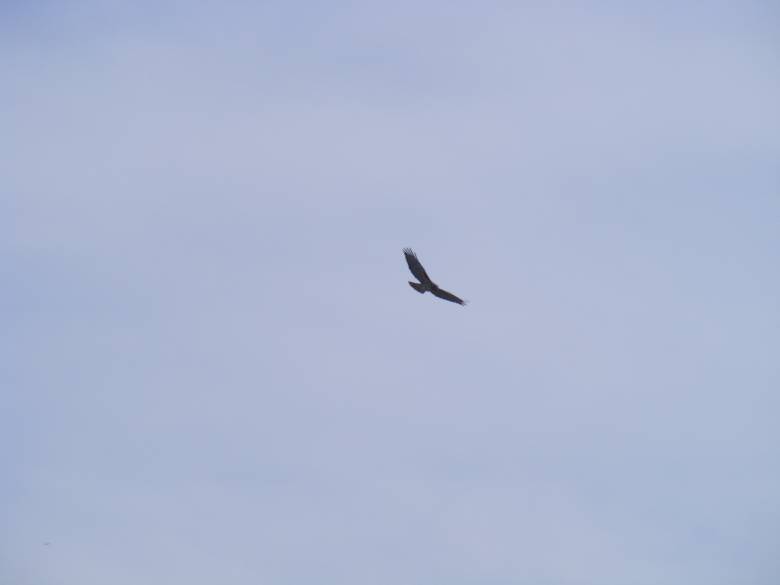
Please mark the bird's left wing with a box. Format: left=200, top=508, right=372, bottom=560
left=403, top=248, right=432, bottom=285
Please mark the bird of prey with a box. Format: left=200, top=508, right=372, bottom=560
left=403, top=248, right=467, bottom=305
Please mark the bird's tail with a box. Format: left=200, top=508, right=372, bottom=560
left=408, top=281, right=425, bottom=293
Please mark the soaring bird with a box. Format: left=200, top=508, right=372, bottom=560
left=403, top=248, right=467, bottom=305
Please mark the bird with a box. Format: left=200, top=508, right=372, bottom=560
left=403, top=248, right=467, bottom=305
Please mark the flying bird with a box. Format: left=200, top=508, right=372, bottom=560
left=403, top=248, right=466, bottom=305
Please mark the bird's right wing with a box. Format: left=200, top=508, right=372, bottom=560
left=432, top=287, right=467, bottom=305
left=403, top=248, right=432, bottom=285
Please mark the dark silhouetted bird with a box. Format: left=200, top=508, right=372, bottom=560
left=403, top=248, right=466, bottom=305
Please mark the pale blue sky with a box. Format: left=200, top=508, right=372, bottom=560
left=2, top=2, right=779, bottom=584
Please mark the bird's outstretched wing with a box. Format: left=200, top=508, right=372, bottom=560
left=432, top=287, right=467, bottom=305
left=403, top=248, right=432, bottom=285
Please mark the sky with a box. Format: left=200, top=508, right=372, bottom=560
left=2, top=1, right=779, bottom=583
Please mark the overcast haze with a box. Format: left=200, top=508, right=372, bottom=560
left=3, top=1, right=780, bottom=584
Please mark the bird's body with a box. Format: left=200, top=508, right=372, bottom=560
left=403, top=248, right=466, bottom=305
